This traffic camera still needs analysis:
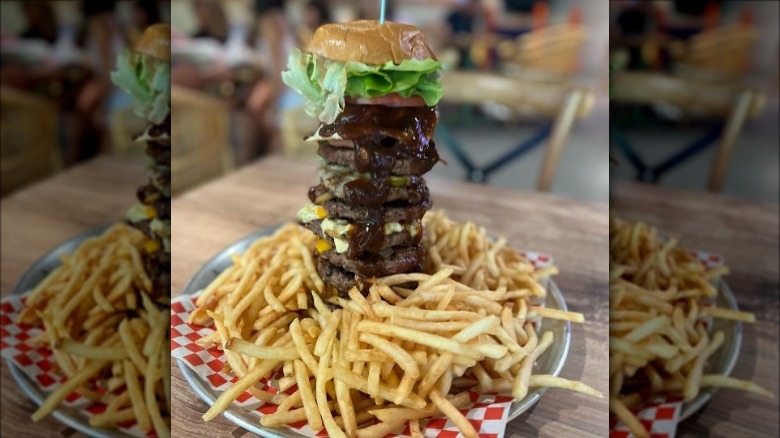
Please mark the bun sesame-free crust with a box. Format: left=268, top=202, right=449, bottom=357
left=135, top=23, right=170, bottom=62
left=307, top=20, right=436, bottom=65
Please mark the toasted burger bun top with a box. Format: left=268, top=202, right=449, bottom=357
left=307, top=20, right=436, bottom=65
left=135, top=23, right=171, bottom=62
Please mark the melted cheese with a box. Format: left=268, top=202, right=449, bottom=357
left=126, top=203, right=155, bottom=223
left=149, top=219, right=171, bottom=253
left=298, top=203, right=327, bottom=223
left=320, top=218, right=352, bottom=253
left=304, top=125, right=343, bottom=142
left=318, top=218, right=412, bottom=254
left=134, top=124, right=171, bottom=143
left=384, top=222, right=404, bottom=234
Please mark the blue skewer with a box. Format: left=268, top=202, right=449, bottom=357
left=380, top=0, right=386, bottom=23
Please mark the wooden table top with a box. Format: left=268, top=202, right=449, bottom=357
left=0, top=155, right=143, bottom=438
left=611, top=181, right=780, bottom=438
left=171, top=155, right=610, bottom=438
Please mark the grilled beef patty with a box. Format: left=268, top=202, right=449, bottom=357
left=146, top=141, right=171, bottom=165
left=304, top=219, right=421, bottom=258
left=317, top=104, right=437, bottom=146
left=319, top=196, right=431, bottom=223
left=136, top=183, right=170, bottom=219
left=143, top=249, right=170, bottom=300
left=308, top=181, right=429, bottom=207
left=317, top=257, right=358, bottom=293
left=320, top=244, right=423, bottom=278
left=317, top=141, right=438, bottom=176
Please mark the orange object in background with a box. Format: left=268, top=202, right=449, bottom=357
left=703, top=2, right=719, bottom=30
left=739, top=5, right=753, bottom=26
left=569, top=6, right=583, bottom=72
left=484, top=4, right=497, bottom=32
left=532, top=2, right=548, bottom=31
left=568, top=5, right=582, bottom=25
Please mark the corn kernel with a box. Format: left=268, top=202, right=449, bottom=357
left=145, top=206, right=157, bottom=218
left=316, top=239, right=333, bottom=253
left=145, top=239, right=160, bottom=253
left=315, top=206, right=327, bottom=219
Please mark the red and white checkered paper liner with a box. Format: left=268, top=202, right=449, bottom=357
left=172, top=251, right=555, bottom=438
left=0, top=294, right=153, bottom=437
left=609, top=395, right=684, bottom=438
left=609, top=251, right=725, bottom=438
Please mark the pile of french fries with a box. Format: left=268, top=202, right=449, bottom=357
left=18, top=223, right=171, bottom=436
left=609, top=213, right=772, bottom=438
left=191, top=211, right=601, bottom=438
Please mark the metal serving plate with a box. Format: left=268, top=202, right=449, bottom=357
left=7, top=224, right=134, bottom=438
left=679, top=278, right=742, bottom=420
left=177, top=225, right=571, bottom=437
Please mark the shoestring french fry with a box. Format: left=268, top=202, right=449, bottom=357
left=17, top=224, right=171, bottom=437
left=609, top=213, right=773, bottom=438
left=194, top=212, right=601, bottom=437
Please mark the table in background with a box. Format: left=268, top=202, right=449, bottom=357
left=171, top=156, right=609, bottom=438
left=0, top=155, right=143, bottom=437
left=611, top=181, right=780, bottom=437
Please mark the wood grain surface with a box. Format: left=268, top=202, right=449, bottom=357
left=0, top=155, right=144, bottom=438
left=611, top=181, right=780, bottom=438
left=2, top=155, right=774, bottom=438
left=171, top=156, right=610, bottom=438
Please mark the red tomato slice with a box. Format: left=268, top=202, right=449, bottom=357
left=346, top=93, right=427, bottom=107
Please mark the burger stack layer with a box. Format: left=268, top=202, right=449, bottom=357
left=127, top=115, right=171, bottom=302
left=286, top=21, right=444, bottom=294
left=111, top=23, right=172, bottom=303
left=300, top=105, right=439, bottom=293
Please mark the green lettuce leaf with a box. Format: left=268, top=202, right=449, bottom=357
left=282, top=48, right=442, bottom=124
left=111, top=49, right=170, bottom=125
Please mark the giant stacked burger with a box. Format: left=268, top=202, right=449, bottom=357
left=283, top=20, right=443, bottom=293
left=111, top=23, right=171, bottom=302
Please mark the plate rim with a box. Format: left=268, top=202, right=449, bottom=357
left=175, top=224, right=572, bottom=437
left=5, top=222, right=135, bottom=438
left=678, top=278, right=742, bottom=421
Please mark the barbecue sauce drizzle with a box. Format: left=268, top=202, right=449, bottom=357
left=313, top=105, right=438, bottom=274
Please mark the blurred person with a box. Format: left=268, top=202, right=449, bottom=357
left=20, top=1, right=58, bottom=44
left=170, top=0, right=230, bottom=89
left=663, top=0, right=721, bottom=40
left=244, top=0, right=301, bottom=161
left=303, top=0, right=331, bottom=29
left=192, top=0, right=229, bottom=43
left=444, top=0, right=486, bottom=69
left=612, top=1, right=664, bottom=70
left=127, top=0, right=162, bottom=46
left=1, top=2, right=101, bottom=169
left=495, top=0, right=543, bottom=38
left=169, top=47, right=232, bottom=90
left=655, top=0, right=722, bottom=71
left=473, top=0, right=546, bottom=70
left=356, top=0, right=396, bottom=22
left=298, top=0, right=332, bottom=47
left=76, top=0, right=126, bottom=160
left=0, top=2, right=59, bottom=89
left=170, top=0, right=231, bottom=87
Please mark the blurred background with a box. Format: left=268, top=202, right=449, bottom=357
left=609, top=0, right=779, bottom=202
left=2, top=0, right=609, bottom=202
left=608, top=5, right=779, bottom=435
left=164, top=0, right=609, bottom=201
left=1, top=0, right=170, bottom=197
